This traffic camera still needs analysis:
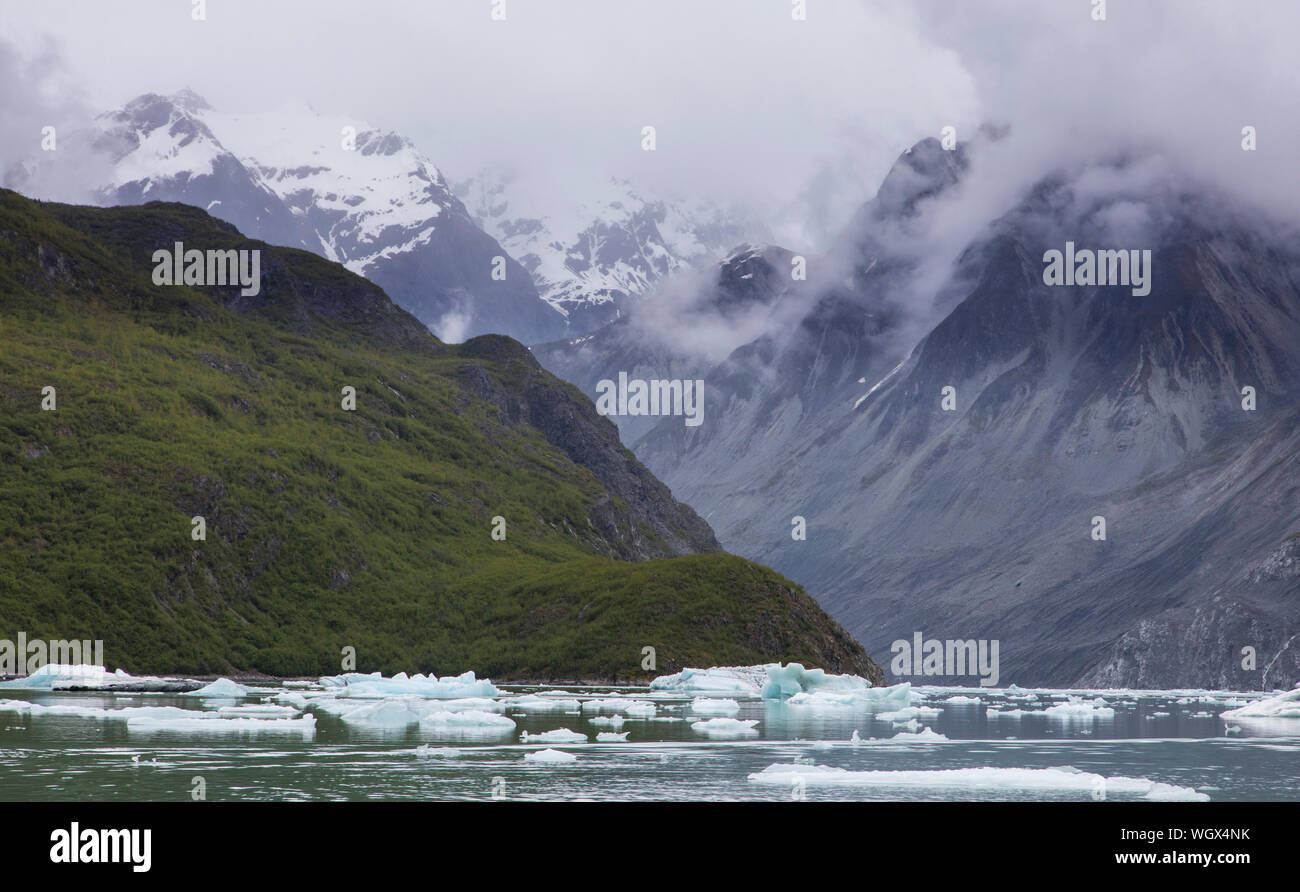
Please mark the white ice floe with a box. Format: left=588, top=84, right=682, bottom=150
left=126, top=715, right=317, bottom=736
left=596, top=732, right=629, bottom=742
left=520, top=728, right=587, bottom=743
left=418, top=709, right=515, bottom=735
left=1221, top=685, right=1300, bottom=719
left=415, top=745, right=461, bottom=758
left=1042, top=698, right=1115, bottom=719
left=689, top=697, right=741, bottom=716
left=0, top=664, right=135, bottom=690
left=649, top=666, right=769, bottom=696
left=943, top=695, right=982, bottom=705
left=185, top=678, right=249, bottom=698
left=525, top=748, right=577, bottom=763
left=883, top=727, right=950, bottom=743
left=335, top=698, right=438, bottom=728
left=318, top=670, right=498, bottom=699
left=747, top=765, right=1208, bottom=800
left=690, top=717, right=759, bottom=738
left=581, top=699, right=655, bottom=717
left=875, top=706, right=942, bottom=722
left=507, top=695, right=582, bottom=713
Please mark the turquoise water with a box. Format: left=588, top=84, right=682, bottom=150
left=1, top=684, right=1295, bottom=801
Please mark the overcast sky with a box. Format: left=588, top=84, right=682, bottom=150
left=2, top=0, right=1298, bottom=244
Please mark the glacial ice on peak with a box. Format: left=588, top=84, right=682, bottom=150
left=317, top=670, right=499, bottom=699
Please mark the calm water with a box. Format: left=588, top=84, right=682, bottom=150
left=1, top=684, right=1296, bottom=801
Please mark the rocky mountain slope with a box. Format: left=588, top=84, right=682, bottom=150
left=542, top=138, right=1300, bottom=688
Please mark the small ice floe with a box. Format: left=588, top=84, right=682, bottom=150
left=335, top=698, right=437, bottom=728
left=690, top=717, right=759, bottom=738
left=520, top=728, right=587, bottom=744
left=1145, top=711, right=1171, bottom=719
left=524, top=748, right=577, bottom=763
left=126, top=714, right=317, bottom=736
left=943, top=695, right=982, bottom=706
left=269, top=692, right=311, bottom=709
left=318, top=670, right=498, bottom=700
left=581, top=699, right=655, bottom=717
left=887, top=727, right=949, bottom=742
left=1042, top=698, right=1115, bottom=720
left=875, top=706, right=942, bottom=722
left=596, top=732, right=629, bottom=742
left=215, top=704, right=298, bottom=718
left=747, top=765, right=1208, bottom=800
left=850, top=729, right=862, bottom=746
left=1221, top=685, right=1300, bottom=720
left=418, top=709, right=516, bottom=736
left=588, top=715, right=625, bottom=730
left=507, top=695, right=582, bottom=713
left=689, top=697, right=740, bottom=716
left=986, top=708, right=1030, bottom=719
left=185, top=678, right=249, bottom=699
left=415, top=745, right=461, bottom=759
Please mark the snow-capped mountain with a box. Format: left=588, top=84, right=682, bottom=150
left=540, top=137, right=1300, bottom=689
left=80, top=90, right=563, bottom=343
left=457, top=169, right=770, bottom=336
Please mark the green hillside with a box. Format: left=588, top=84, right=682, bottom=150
left=0, top=190, right=881, bottom=683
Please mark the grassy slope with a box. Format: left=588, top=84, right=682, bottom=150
left=0, top=191, right=881, bottom=682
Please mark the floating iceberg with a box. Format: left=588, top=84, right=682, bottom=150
left=1221, top=686, right=1300, bottom=719
left=689, top=697, right=740, bottom=716
left=185, top=678, right=249, bottom=699
left=886, top=727, right=950, bottom=742
left=507, top=695, right=581, bottom=713
left=943, top=695, right=982, bottom=705
left=762, top=663, right=871, bottom=700
left=1042, top=699, right=1115, bottom=720
left=649, top=666, right=769, bottom=696
left=417, top=709, right=515, bottom=735
left=126, top=714, right=317, bottom=736
left=525, top=748, right=577, bottom=763
left=596, top=732, right=629, bottom=742
left=335, top=697, right=439, bottom=728
left=520, top=728, right=587, bottom=743
left=588, top=715, right=625, bottom=730
left=318, top=670, right=498, bottom=699
left=690, top=717, right=759, bottom=738
left=874, top=706, right=942, bottom=722
left=0, top=664, right=133, bottom=690
left=581, top=699, right=655, bottom=716
left=747, top=765, right=1208, bottom=800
